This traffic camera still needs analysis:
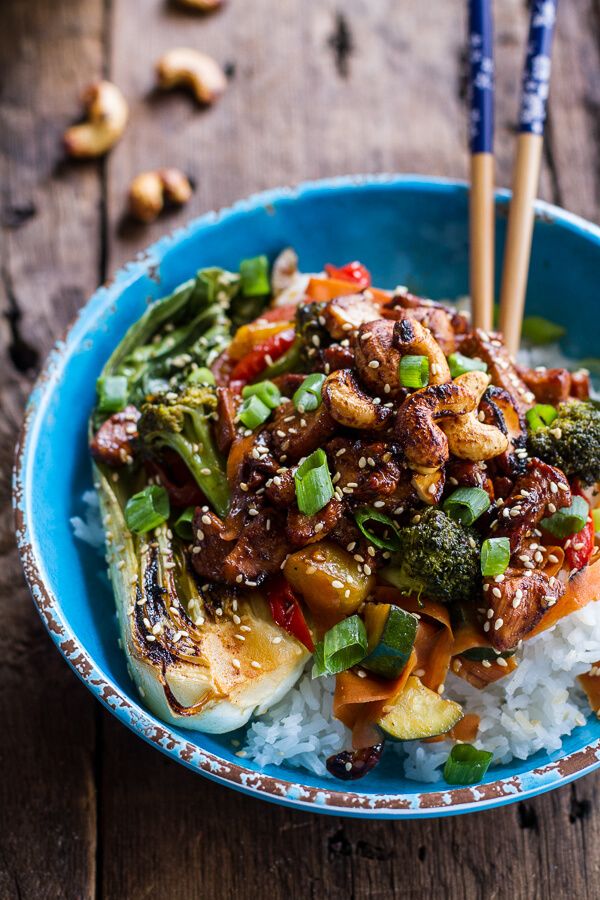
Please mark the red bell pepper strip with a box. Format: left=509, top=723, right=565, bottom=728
left=267, top=577, right=315, bottom=652
left=563, top=482, right=595, bottom=571
left=229, top=327, right=295, bottom=388
left=325, top=261, right=371, bottom=289
left=256, top=303, right=299, bottom=323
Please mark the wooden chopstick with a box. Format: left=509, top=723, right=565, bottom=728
left=468, top=0, right=495, bottom=333
left=499, top=0, right=559, bottom=356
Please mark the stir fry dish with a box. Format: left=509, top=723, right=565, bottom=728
left=89, top=251, right=600, bottom=784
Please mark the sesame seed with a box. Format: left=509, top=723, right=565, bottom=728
left=272, top=636, right=283, bottom=644
left=232, top=659, right=241, bottom=669
left=364, top=564, right=372, bottom=576
left=497, top=657, right=508, bottom=667
left=233, top=614, right=241, bottom=625
left=494, top=618, right=504, bottom=630
left=550, top=482, right=558, bottom=494
left=483, top=622, right=490, bottom=632
left=248, top=508, right=259, bottom=516
left=250, top=660, right=261, bottom=669
left=332, top=580, right=344, bottom=589
left=358, top=457, right=367, bottom=468
left=482, top=659, right=492, bottom=668
left=487, top=608, right=494, bottom=619
left=368, top=360, right=380, bottom=369
left=201, top=514, right=211, bottom=526
left=234, top=633, right=245, bottom=642
left=547, top=503, right=557, bottom=514
left=492, top=587, right=502, bottom=598
left=314, top=522, right=324, bottom=533
left=240, top=625, right=251, bottom=633
left=200, top=467, right=211, bottom=476
left=373, top=500, right=385, bottom=508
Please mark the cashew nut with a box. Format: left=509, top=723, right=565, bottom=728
left=353, top=320, right=403, bottom=398
left=395, top=381, right=476, bottom=473
left=176, top=0, right=224, bottom=9
left=64, top=81, right=129, bottom=158
left=156, top=48, right=227, bottom=105
left=440, top=372, right=508, bottom=462
left=128, top=169, right=193, bottom=223
left=412, top=469, right=445, bottom=505
left=322, top=369, right=392, bottom=431
left=392, top=316, right=451, bottom=384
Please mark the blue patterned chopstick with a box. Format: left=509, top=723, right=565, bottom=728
left=468, top=0, right=494, bottom=155
left=519, top=0, right=558, bottom=136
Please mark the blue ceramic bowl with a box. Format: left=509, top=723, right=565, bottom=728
left=15, top=175, right=600, bottom=818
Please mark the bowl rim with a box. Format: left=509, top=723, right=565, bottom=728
left=13, top=173, right=600, bottom=819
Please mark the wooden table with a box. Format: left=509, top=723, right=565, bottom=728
left=2, top=1, right=600, bottom=897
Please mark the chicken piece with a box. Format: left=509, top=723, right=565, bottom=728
left=460, top=329, right=535, bottom=413
left=90, top=405, right=140, bottom=467
left=483, top=567, right=565, bottom=651
left=353, top=319, right=403, bottom=398
left=490, top=459, right=572, bottom=555
left=383, top=302, right=458, bottom=354
left=323, top=294, right=381, bottom=339
left=286, top=499, right=345, bottom=548
left=326, top=437, right=403, bottom=502
left=267, top=402, right=336, bottom=463
left=321, top=343, right=355, bottom=372
left=385, top=288, right=470, bottom=337
left=479, top=385, right=527, bottom=479
left=517, top=366, right=571, bottom=405
left=215, top=386, right=237, bottom=454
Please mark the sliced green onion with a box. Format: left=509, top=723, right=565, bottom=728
left=294, top=448, right=334, bottom=516
left=480, top=537, right=511, bottom=577
left=521, top=315, right=566, bottom=346
left=186, top=366, right=216, bottom=386
left=593, top=509, right=600, bottom=534
left=242, top=379, right=281, bottom=409
left=320, top=615, right=368, bottom=675
left=97, top=375, right=128, bottom=413
left=125, top=485, right=170, bottom=534
left=443, top=744, right=493, bottom=785
left=354, top=508, right=402, bottom=551
left=525, top=403, right=558, bottom=433
left=541, top=496, right=589, bottom=539
left=399, top=354, right=429, bottom=388
left=443, top=487, right=490, bottom=526
left=293, top=373, right=325, bottom=413
left=173, top=506, right=195, bottom=540
left=239, top=255, right=270, bottom=297
left=239, top=394, right=272, bottom=429
left=448, top=352, right=488, bottom=379
left=311, top=641, right=327, bottom=678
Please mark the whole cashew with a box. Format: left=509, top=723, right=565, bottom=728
left=395, top=381, right=476, bottom=473
left=322, top=369, right=392, bottom=431
left=412, top=468, right=445, bottom=505
left=392, top=316, right=451, bottom=384
left=440, top=372, right=508, bottom=461
left=128, top=169, right=193, bottom=223
left=64, top=81, right=129, bottom=158
left=156, top=48, right=227, bottom=105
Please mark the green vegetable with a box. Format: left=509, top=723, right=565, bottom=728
left=313, top=615, right=368, bottom=677
left=97, top=375, right=129, bottom=414
left=381, top=508, right=482, bottom=605
left=443, top=487, right=490, bottom=526
left=399, top=354, right=429, bottom=388
left=443, top=744, right=493, bottom=785
left=260, top=338, right=303, bottom=381
left=242, top=379, right=281, bottom=409
left=354, top=508, right=402, bottom=551
left=377, top=676, right=463, bottom=741
left=293, top=373, right=325, bottom=412
left=362, top=604, right=418, bottom=679
left=480, top=537, right=511, bottom=577
left=541, top=496, right=589, bottom=539
left=448, top=352, right=488, bottom=379
left=462, top=646, right=516, bottom=662
left=521, top=315, right=566, bottom=346
left=239, top=255, right=270, bottom=297
left=593, top=509, right=600, bottom=534
left=124, top=485, right=170, bottom=534
left=186, top=367, right=216, bottom=386
left=294, top=449, right=334, bottom=516
left=173, top=506, right=195, bottom=540
left=527, top=399, right=600, bottom=486
left=525, top=403, right=557, bottom=433
left=239, top=394, right=272, bottom=429
left=137, top=384, right=230, bottom=517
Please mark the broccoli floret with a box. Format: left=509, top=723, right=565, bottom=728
left=138, top=385, right=230, bottom=517
left=382, top=508, right=481, bottom=605
left=527, top=399, right=600, bottom=486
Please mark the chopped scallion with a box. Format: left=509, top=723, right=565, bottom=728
left=242, top=379, right=281, bottom=409
left=448, top=352, right=488, bottom=379
left=354, top=508, right=402, bottom=551
left=186, top=367, right=216, bottom=386
left=541, top=496, right=589, bottom=539
left=480, top=537, right=510, bottom=577
left=294, top=448, right=334, bottom=516
left=525, top=403, right=558, bottom=433
left=313, top=615, right=368, bottom=677
left=399, top=354, right=429, bottom=388
left=293, top=373, right=325, bottom=412
left=173, top=506, right=195, bottom=540
left=239, top=394, right=272, bottom=429
left=97, top=375, right=128, bottom=413
left=443, top=487, right=490, bottom=526
left=443, top=743, right=493, bottom=785
left=239, top=255, right=270, bottom=297
left=124, top=485, right=170, bottom=534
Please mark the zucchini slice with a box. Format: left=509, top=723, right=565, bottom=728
left=377, top=676, right=463, bottom=741
left=362, top=604, right=418, bottom=679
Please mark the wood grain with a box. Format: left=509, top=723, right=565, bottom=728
left=1, top=0, right=600, bottom=898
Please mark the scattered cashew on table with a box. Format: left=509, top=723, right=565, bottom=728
left=156, top=48, right=227, bottom=105
left=128, top=170, right=194, bottom=223
left=63, top=81, right=129, bottom=158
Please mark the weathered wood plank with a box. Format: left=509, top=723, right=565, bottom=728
left=0, top=1, right=104, bottom=898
